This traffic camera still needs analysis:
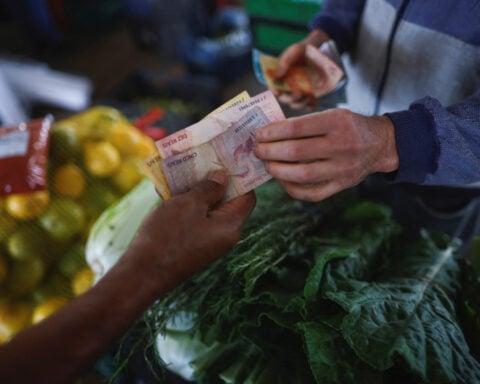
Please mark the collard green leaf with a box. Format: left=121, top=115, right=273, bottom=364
left=324, top=231, right=480, bottom=383
left=127, top=182, right=480, bottom=384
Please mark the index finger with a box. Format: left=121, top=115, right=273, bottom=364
left=256, top=113, right=329, bottom=142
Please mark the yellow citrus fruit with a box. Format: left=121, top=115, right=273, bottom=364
left=5, top=191, right=50, bottom=220
left=7, top=226, right=47, bottom=261
left=84, top=141, right=121, bottom=177
left=108, top=126, right=143, bottom=157
left=8, top=257, right=45, bottom=296
left=52, top=164, right=86, bottom=198
left=81, top=182, right=119, bottom=218
left=31, top=296, right=68, bottom=324
left=74, top=107, right=129, bottom=141
left=72, top=267, right=94, bottom=296
left=0, top=301, right=31, bottom=343
left=136, top=137, right=157, bottom=158
left=38, top=198, right=86, bottom=243
left=49, top=125, right=82, bottom=163
left=57, top=243, right=86, bottom=278
left=111, top=160, right=144, bottom=193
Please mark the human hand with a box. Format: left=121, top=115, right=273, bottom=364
left=254, top=109, right=399, bottom=201
left=122, top=171, right=256, bottom=295
left=274, top=29, right=331, bottom=110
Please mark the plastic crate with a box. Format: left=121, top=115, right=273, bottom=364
left=245, top=0, right=322, bottom=25
left=245, top=0, right=322, bottom=54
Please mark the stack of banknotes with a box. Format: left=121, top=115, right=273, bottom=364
left=142, top=90, right=286, bottom=201
left=252, top=40, right=346, bottom=98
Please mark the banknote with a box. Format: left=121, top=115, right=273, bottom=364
left=161, top=106, right=275, bottom=201
left=206, top=90, right=250, bottom=117
left=252, top=40, right=345, bottom=97
left=154, top=90, right=283, bottom=159
left=141, top=91, right=251, bottom=198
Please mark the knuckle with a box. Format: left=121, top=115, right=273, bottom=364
left=289, top=118, right=302, bottom=134
left=292, top=166, right=315, bottom=183
left=285, top=144, right=303, bottom=161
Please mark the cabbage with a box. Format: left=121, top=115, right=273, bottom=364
left=86, top=178, right=161, bottom=282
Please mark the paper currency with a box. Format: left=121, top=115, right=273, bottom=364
left=142, top=90, right=286, bottom=201
left=161, top=106, right=274, bottom=201
left=206, top=90, right=250, bottom=117
left=252, top=40, right=345, bottom=98
left=141, top=91, right=251, bottom=198
left=154, top=90, right=283, bottom=159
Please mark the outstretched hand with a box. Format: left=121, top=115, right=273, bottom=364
left=255, top=109, right=399, bottom=202
left=0, top=171, right=255, bottom=384
left=122, top=170, right=256, bottom=295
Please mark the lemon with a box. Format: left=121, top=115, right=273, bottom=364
left=108, top=126, right=143, bottom=157
left=38, top=198, right=86, bottom=243
left=5, top=191, right=50, bottom=221
left=7, top=225, right=48, bottom=261
left=52, top=164, right=86, bottom=198
left=57, top=243, right=86, bottom=278
left=81, top=182, right=119, bottom=219
left=0, top=301, right=31, bottom=343
left=8, top=257, right=45, bottom=296
left=49, top=125, right=82, bottom=164
left=136, top=137, right=157, bottom=158
left=74, top=107, right=129, bottom=141
left=111, top=160, right=144, bottom=193
left=84, top=141, right=121, bottom=177
left=31, top=296, right=68, bottom=324
left=72, top=267, right=94, bottom=296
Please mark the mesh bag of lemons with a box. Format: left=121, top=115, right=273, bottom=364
left=0, top=106, right=156, bottom=343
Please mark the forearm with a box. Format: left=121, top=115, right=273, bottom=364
left=0, top=249, right=161, bottom=384
left=0, top=173, right=255, bottom=384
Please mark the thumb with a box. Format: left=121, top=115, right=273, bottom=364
left=189, top=170, right=228, bottom=209
left=276, top=43, right=305, bottom=78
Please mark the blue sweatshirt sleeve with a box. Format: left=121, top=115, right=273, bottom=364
left=308, top=0, right=366, bottom=53
left=386, top=90, right=480, bottom=189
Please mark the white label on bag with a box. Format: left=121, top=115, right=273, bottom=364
left=0, top=130, right=30, bottom=159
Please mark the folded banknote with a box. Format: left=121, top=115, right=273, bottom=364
left=142, top=90, right=285, bottom=201
left=252, top=40, right=346, bottom=98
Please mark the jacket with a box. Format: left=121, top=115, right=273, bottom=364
left=310, top=0, right=480, bottom=189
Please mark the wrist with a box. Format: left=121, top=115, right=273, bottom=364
left=371, top=115, right=399, bottom=174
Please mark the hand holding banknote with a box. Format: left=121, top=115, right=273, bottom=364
left=261, top=30, right=344, bottom=110
left=142, top=91, right=286, bottom=201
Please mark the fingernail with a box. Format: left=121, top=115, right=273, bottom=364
left=207, top=170, right=227, bottom=185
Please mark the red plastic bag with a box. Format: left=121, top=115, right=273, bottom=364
left=0, top=116, right=53, bottom=196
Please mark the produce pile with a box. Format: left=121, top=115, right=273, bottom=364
left=0, top=107, right=156, bottom=343
left=109, top=181, right=480, bottom=384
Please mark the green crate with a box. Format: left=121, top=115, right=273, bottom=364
left=252, top=21, right=310, bottom=54
left=246, top=0, right=322, bottom=54
left=245, top=0, right=322, bottom=25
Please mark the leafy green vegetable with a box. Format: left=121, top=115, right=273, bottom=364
left=99, top=181, right=480, bottom=383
